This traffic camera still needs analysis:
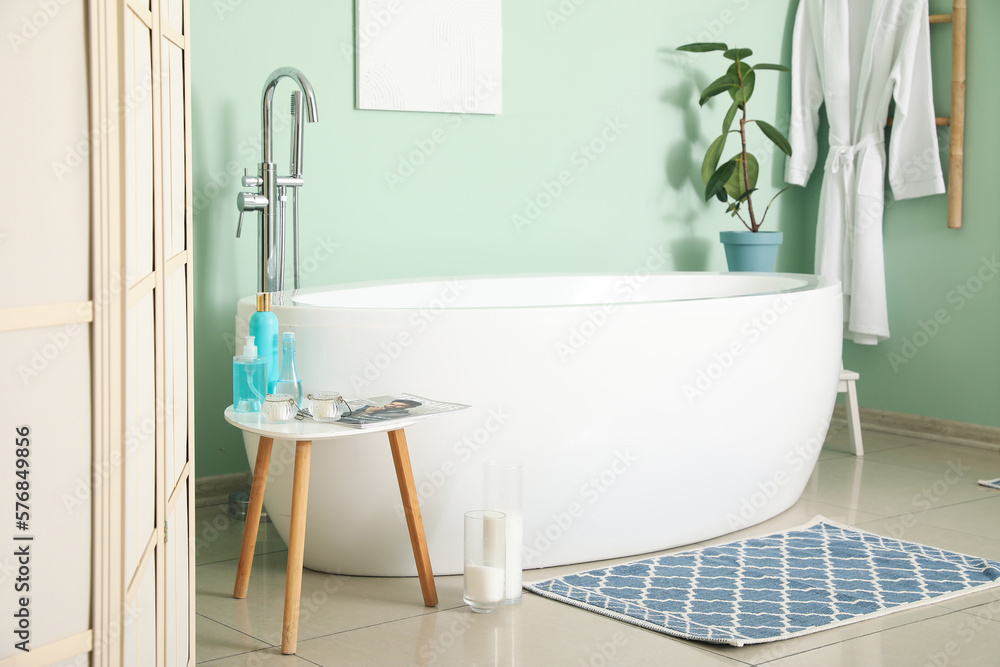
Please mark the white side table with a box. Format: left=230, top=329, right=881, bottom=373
left=224, top=407, right=438, bottom=654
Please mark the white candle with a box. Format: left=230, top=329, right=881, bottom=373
left=464, top=564, right=505, bottom=605
left=314, top=401, right=334, bottom=419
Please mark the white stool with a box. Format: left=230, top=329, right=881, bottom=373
left=839, top=367, right=863, bottom=456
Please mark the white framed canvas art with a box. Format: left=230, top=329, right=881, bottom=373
left=356, top=0, right=503, bottom=114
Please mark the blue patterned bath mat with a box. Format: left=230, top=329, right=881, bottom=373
left=979, top=478, right=1000, bottom=490
left=524, top=517, right=1000, bottom=646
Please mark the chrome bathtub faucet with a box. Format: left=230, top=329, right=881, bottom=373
left=236, top=67, right=319, bottom=293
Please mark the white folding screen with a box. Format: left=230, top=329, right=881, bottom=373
left=0, top=1, right=94, bottom=664
left=0, top=1, right=194, bottom=662
left=92, top=0, right=196, bottom=665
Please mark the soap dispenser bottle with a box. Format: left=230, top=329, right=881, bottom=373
left=249, top=292, right=279, bottom=393
left=274, top=331, right=303, bottom=408
left=233, top=335, right=267, bottom=412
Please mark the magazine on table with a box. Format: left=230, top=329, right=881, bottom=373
left=337, top=393, right=469, bottom=428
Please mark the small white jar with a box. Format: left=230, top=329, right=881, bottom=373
left=262, top=394, right=298, bottom=423
left=308, top=391, right=348, bottom=422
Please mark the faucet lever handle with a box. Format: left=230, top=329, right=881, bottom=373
left=242, top=168, right=263, bottom=188
left=236, top=191, right=268, bottom=238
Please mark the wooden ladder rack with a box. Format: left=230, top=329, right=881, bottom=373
left=933, top=1, right=967, bottom=229
left=886, top=3, right=966, bottom=228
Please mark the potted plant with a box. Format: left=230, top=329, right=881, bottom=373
left=677, top=42, right=792, bottom=272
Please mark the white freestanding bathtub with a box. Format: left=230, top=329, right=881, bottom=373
left=235, top=272, right=843, bottom=576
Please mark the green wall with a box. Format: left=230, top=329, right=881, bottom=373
left=192, top=0, right=993, bottom=479
left=840, top=0, right=1000, bottom=427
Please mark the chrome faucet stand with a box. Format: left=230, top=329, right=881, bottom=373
left=236, top=67, right=319, bottom=293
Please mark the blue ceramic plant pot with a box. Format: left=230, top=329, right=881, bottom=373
left=720, top=231, right=783, bottom=272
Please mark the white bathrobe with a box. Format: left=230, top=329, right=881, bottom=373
left=785, top=0, right=945, bottom=344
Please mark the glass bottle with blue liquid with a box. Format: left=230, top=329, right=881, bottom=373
left=275, top=331, right=303, bottom=408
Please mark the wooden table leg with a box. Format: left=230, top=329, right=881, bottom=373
left=234, top=436, right=274, bottom=599
left=282, top=440, right=312, bottom=655
left=387, top=428, right=438, bottom=607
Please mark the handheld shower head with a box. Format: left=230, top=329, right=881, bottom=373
left=290, top=91, right=305, bottom=178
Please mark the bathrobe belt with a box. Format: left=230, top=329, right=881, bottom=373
left=827, top=132, right=884, bottom=174
left=821, top=131, right=886, bottom=324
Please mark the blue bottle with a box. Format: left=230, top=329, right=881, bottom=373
left=233, top=335, right=267, bottom=412
left=274, top=331, right=303, bottom=408
left=249, top=292, right=279, bottom=393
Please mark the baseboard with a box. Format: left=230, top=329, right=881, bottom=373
left=832, top=405, right=1000, bottom=453
left=195, top=471, right=252, bottom=507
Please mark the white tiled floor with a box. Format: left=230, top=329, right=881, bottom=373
left=194, top=425, right=1000, bottom=666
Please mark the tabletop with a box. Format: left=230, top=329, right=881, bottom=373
left=224, top=406, right=422, bottom=440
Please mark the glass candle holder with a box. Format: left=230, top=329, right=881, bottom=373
left=464, top=510, right=506, bottom=613
left=262, top=394, right=297, bottom=423
left=307, top=391, right=350, bottom=422
left=485, top=460, right=523, bottom=603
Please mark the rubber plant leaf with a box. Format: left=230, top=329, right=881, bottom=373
left=760, top=185, right=795, bottom=225
left=727, top=61, right=755, bottom=105
left=705, top=160, right=737, bottom=202
left=723, top=153, right=759, bottom=200
left=722, top=97, right=741, bottom=134
left=752, top=63, right=791, bottom=72
left=724, top=48, right=753, bottom=61
left=701, top=133, right=729, bottom=185
left=677, top=42, right=728, bottom=53
left=699, top=74, right=739, bottom=106
left=756, top=120, right=793, bottom=156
